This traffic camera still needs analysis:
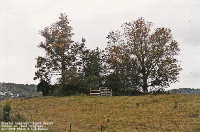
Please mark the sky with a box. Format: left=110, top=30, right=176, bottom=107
left=0, top=0, right=200, bottom=90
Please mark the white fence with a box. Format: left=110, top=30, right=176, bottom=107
left=90, top=87, right=112, bottom=96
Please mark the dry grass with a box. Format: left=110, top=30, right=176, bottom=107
left=1, top=94, right=200, bottom=131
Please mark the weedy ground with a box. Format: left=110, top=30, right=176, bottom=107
left=0, top=94, right=200, bottom=132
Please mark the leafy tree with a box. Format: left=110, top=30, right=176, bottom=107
left=37, top=80, right=50, bottom=96
left=80, top=47, right=105, bottom=89
left=105, top=42, right=139, bottom=90
left=34, top=13, right=78, bottom=94
left=106, top=17, right=182, bottom=93
left=86, top=75, right=100, bottom=90
left=104, top=73, right=122, bottom=95
left=82, top=47, right=104, bottom=78
left=62, top=67, right=81, bottom=95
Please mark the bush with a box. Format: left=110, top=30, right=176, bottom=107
left=3, top=102, right=11, bottom=122
left=0, top=105, right=2, bottom=121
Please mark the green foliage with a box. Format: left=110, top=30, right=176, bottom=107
left=105, top=73, right=122, bottom=95
left=0, top=103, right=25, bottom=123
left=34, top=13, right=89, bottom=96
left=33, top=15, right=181, bottom=95
left=3, top=102, right=11, bottom=122
left=86, top=75, right=99, bottom=90
left=34, top=13, right=76, bottom=87
left=61, top=68, right=81, bottom=96
left=37, top=80, right=50, bottom=96
left=106, top=17, right=182, bottom=92
left=83, top=48, right=104, bottom=78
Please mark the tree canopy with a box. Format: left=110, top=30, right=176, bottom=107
left=106, top=17, right=182, bottom=92
left=37, top=80, right=50, bottom=96
left=34, top=13, right=81, bottom=95
left=34, top=15, right=181, bottom=95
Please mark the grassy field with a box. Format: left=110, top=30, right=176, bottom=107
left=0, top=94, right=200, bottom=131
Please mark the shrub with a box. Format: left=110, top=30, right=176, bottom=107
left=0, top=105, right=2, bottom=121
left=3, top=102, right=11, bottom=122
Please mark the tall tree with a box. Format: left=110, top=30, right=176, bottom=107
left=83, top=47, right=103, bottom=78
left=34, top=13, right=76, bottom=94
left=78, top=47, right=104, bottom=89
left=104, top=73, right=122, bottom=95
left=106, top=17, right=182, bottom=93
left=106, top=31, right=140, bottom=90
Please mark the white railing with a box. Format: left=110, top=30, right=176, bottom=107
left=90, top=87, right=112, bottom=96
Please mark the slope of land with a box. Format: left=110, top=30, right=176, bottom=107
left=0, top=82, right=38, bottom=99
left=0, top=95, right=200, bottom=131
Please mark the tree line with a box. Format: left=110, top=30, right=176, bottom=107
left=34, top=13, right=182, bottom=96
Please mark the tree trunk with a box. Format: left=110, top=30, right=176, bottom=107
left=142, top=77, right=148, bottom=93
left=141, top=54, right=148, bottom=93
left=142, top=66, right=148, bottom=93
left=60, top=55, right=66, bottom=96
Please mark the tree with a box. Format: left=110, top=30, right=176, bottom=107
left=37, top=80, right=50, bottom=96
left=104, top=73, right=122, bottom=95
left=34, top=13, right=77, bottom=94
left=105, top=41, right=139, bottom=90
left=86, top=75, right=100, bottom=90
left=80, top=47, right=105, bottom=89
left=83, top=48, right=104, bottom=78
left=106, top=17, right=182, bottom=93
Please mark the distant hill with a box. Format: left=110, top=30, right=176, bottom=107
left=168, top=88, right=200, bottom=95
left=0, top=82, right=39, bottom=100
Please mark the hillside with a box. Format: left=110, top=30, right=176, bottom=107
left=0, top=82, right=38, bottom=100
left=168, top=88, right=200, bottom=95
left=0, top=95, right=200, bottom=131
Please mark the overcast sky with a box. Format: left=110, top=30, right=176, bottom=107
left=0, top=0, right=200, bottom=90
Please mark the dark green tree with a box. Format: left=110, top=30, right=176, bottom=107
left=106, top=17, right=182, bottom=93
left=37, top=80, right=50, bottom=96
left=86, top=75, right=100, bottom=90
left=81, top=47, right=105, bottom=89
left=83, top=47, right=104, bottom=78
left=105, top=73, right=122, bottom=95
left=3, top=102, right=11, bottom=122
